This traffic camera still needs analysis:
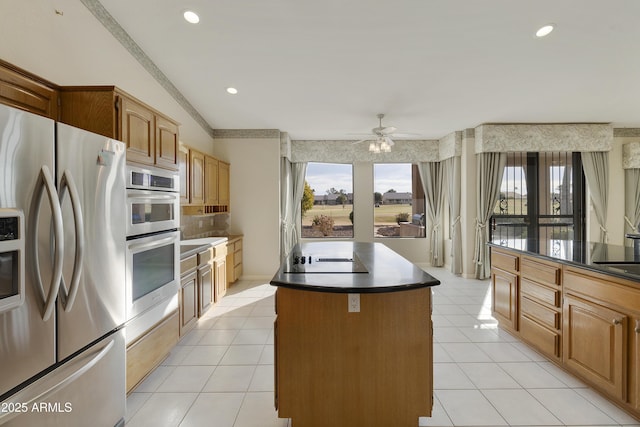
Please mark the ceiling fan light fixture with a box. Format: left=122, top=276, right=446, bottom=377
left=535, top=23, right=555, bottom=37
left=183, top=10, right=200, bottom=24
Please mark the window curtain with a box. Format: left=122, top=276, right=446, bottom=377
left=280, top=159, right=307, bottom=260
left=474, top=152, right=507, bottom=279
left=419, top=161, right=445, bottom=267
left=624, top=168, right=640, bottom=242
left=443, top=156, right=462, bottom=274
left=581, top=152, right=609, bottom=243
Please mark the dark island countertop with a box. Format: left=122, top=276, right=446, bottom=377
left=488, top=239, right=640, bottom=283
left=270, top=241, right=440, bottom=293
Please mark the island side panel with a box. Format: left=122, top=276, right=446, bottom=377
left=275, top=286, right=432, bottom=427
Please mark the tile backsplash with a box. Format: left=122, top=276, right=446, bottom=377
left=181, top=213, right=230, bottom=239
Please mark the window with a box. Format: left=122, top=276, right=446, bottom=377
left=491, top=152, right=585, bottom=253
left=374, top=163, right=425, bottom=238
left=301, top=162, right=353, bottom=238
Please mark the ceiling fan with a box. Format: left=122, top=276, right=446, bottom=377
left=351, top=113, right=413, bottom=153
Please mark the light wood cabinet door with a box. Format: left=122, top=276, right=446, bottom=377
left=178, top=145, right=190, bottom=205
left=205, top=155, right=219, bottom=205
left=119, top=95, right=155, bottom=166
left=563, top=295, right=627, bottom=400
left=218, top=161, right=230, bottom=206
left=215, top=258, right=227, bottom=301
left=491, top=268, right=518, bottom=332
left=198, top=263, right=214, bottom=316
left=190, top=150, right=205, bottom=205
left=180, top=271, right=198, bottom=336
left=0, top=61, right=59, bottom=119
left=155, top=115, right=179, bottom=170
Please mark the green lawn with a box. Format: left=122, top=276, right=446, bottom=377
left=302, top=203, right=412, bottom=226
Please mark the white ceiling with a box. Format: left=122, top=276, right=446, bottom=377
left=98, top=0, right=640, bottom=141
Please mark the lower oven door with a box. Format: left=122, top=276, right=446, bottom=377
left=126, top=230, right=180, bottom=322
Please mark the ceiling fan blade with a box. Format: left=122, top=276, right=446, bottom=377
left=351, top=139, right=371, bottom=145
left=380, top=126, right=397, bottom=135
left=384, top=136, right=395, bottom=146
left=390, top=132, right=421, bottom=137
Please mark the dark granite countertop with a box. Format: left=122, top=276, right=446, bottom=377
left=488, top=239, right=640, bottom=282
left=270, top=241, right=440, bottom=293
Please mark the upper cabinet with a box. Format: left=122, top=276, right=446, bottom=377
left=180, top=143, right=230, bottom=214
left=0, top=59, right=59, bottom=120
left=59, top=86, right=179, bottom=171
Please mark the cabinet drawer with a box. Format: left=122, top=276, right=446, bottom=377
left=521, top=257, right=560, bottom=287
left=213, top=243, right=227, bottom=258
left=521, top=295, right=560, bottom=329
left=234, top=250, right=243, bottom=267
left=234, top=239, right=242, bottom=251
left=491, top=250, right=519, bottom=273
left=197, top=248, right=212, bottom=266
left=520, top=314, right=561, bottom=359
left=521, top=278, right=560, bottom=307
left=234, top=264, right=242, bottom=281
left=180, top=255, right=197, bottom=274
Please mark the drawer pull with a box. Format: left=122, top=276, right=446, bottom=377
left=613, top=318, right=622, bottom=325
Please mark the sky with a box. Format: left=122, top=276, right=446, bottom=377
left=305, top=162, right=413, bottom=195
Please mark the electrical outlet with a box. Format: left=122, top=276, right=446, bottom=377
left=348, top=293, right=360, bottom=312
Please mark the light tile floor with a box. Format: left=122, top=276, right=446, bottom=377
left=125, top=267, right=640, bottom=427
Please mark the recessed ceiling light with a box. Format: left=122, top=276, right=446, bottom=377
left=536, top=24, right=555, bottom=38
left=226, top=87, right=238, bottom=95
left=183, top=10, right=200, bottom=24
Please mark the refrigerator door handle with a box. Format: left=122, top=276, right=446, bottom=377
left=29, top=165, right=64, bottom=321
left=0, top=338, right=115, bottom=425
left=58, top=169, right=85, bottom=312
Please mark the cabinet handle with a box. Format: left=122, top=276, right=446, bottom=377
left=635, top=320, right=640, bottom=333
left=613, top=318, right=622, bottom=325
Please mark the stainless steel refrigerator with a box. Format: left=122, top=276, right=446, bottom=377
left=0, top=104, right=126, bottom=426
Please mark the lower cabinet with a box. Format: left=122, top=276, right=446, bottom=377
left=198, top=262, right=214, bottom=316
left=179, top=270, right=198, bottom=336
left=491, top=267, right=518, bottom=332
left=635, top=320, right=640, bottom=411
left=227, top=236, right=243, bottom=285
left=563, top=294, right=627, bottom=400
left=126, top=311, right=179, bottom=393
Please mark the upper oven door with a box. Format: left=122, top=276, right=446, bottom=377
left=126, top=189, right=180, bottom=236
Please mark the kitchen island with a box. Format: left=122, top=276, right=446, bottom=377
left=270, top=241, right=440, bottom=427
left=489, top=239, right=640, bottom=420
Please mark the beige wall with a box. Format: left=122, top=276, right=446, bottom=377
left=213, top=137, right=281, bottom=279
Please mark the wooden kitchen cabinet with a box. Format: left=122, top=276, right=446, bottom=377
left=218, top=161, right=230, bottom=206
left=178, top=144, right=190, bottom=205
left=179, top=253, right=199, bottom=337
left=197, top=248, right=214, bottom=316
left=59, top=86, right=179, bottom=170
left=563, top=294, right=627, bottom=400
left=226, top=236, right=243, bottom=286
left=0, top=59, right=59, bottom=119
left=635, top=318, right=640, bottom=411
left=490, top=248, right=519, bottom=333
left=213, top=243, right=228, bottom=301
left=519, top=256, right=562, bottom=361
left=205, top=155, right=219, bottom=205
left=189, top=149, right=205, bottom=206
left=179, top=142, right=230, bottom=213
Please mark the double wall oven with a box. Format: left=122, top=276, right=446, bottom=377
left=125, top=165, right=180, bottom=344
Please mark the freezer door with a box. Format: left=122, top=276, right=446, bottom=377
left=0, top=329, right=126, bottom=427
left=0, top=105, right=57, bottom=397
left=56, top=123, right=126, bottom=361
